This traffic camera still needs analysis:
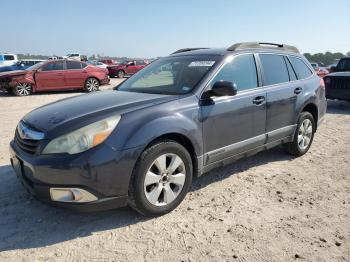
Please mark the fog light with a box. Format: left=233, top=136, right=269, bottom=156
left=50, top=188, right=98, bottom=203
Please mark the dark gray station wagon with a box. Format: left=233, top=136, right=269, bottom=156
left=10, top=42, right=327, bottom=216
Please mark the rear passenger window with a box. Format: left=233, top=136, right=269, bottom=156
left=289, top=57, right=313, bottom=79
left=259, top=54, right=289, bottom=85
left=66, top=60, right=82, bottom=70
left=285, top=57, right=297, bottom=81
left=211, top=54, right=258, bottom=91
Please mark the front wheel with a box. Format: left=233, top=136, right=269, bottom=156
left=13, top=83, right=32, bottom=96
left=85, top=78, right=100, bottom=92
left=128, top=139, right=193, bottom=216
left=283, top=112, right=315, bottom=156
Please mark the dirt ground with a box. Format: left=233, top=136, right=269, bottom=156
left=0, top=79, right=349, bottom=262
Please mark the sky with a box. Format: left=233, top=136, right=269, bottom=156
left=2, top=0, right=350, bottom=58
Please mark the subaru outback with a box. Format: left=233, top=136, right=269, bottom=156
left=9, top=42, right=327, bottom=216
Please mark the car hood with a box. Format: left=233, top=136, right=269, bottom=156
left=327, top=72, right=350, bottom=77
left=23, top=90, right=179, bottom=135
left=0, top=70, right=30, bottom=78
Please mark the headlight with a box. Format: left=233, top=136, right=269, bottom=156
left=42, top=115, right=121, bottom=155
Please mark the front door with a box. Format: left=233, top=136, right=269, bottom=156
left=201, top=54, right=266, bottom=165
left=35, top=61, right=65, bottom=91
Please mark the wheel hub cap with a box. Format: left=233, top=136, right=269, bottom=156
left=144, top=153, right=186, bottom=206
left=298, top=119, right=313, bottom=150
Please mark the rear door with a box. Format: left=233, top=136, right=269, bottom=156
left=258, top=53, right=302, bottom=143
left=35, top=61, right=65, bottom=91
left=64, top=60, right=86, bottom=89
left=202, top=54, right=267, bottom=165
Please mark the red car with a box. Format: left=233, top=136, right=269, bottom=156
left=98, top=59, right=116, bottom=65
left=107, top=60, right=148, bottom=78
left=0, top=60, right=109, bottom=96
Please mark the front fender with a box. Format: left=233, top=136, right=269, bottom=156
left=10, top=74, right=35, bottom=87
left=125, top=114, right=202, bottom=155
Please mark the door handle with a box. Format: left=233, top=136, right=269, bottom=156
left=294, top=87, right=303, bottom=94
left=252, top=96, right=265, bottom=105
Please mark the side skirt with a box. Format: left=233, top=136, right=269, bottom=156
left=196, top=135, right=293, bottom=177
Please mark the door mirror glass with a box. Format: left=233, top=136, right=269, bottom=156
left=211, top=81, right=237, bottom=97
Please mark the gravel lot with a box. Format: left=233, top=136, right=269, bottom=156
left=0, top=79, right=349, bottom=261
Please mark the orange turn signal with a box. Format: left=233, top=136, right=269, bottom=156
left=92, top=131, right=112, bottom=147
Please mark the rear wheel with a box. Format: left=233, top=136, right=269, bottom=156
left=128, top=139, right=193, bottom=216
left=117, top=70, right=125, bottom=78
left=13, top=83, right=32, bottom=96
left=85, top=78, right=100, bottom=92
left=283, top=112, right=315, bottom=156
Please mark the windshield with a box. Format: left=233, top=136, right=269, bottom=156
left=26, top=61, right=46, bottom=71
left=117, top=55, right=219, bottom=95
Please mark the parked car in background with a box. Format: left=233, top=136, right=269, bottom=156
left=324, top=57, right=350, bottom=101
left=310, top=62, right=328, bottom=78
left=87, top=60, right=108, bottom=69
left=99, top=59, right=117, bottom=65
left=66, top=53, right=88, bottom=62
left=0, top=59, right=45, bottom=73
left=8, top=42, right=326, bottom=216
left=107, top=60, right=148, bottom=78
left=0, top=59, right=109, bottom=96
left=0, top=53, right=18, bottom=67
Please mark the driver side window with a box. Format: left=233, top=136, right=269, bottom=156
left=211, top=54, right=258, bottom=91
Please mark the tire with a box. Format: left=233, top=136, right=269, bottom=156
left=117, top=70, right=125, bottom=78
left=128, top=139, right=193, bottom=216
left=12, top=83, right=32, bottom=96
left=283, top=112, right=315, bottom=157
left=85, top=77, right=100, bottom=92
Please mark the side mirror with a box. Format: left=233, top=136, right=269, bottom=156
left=329, top=66, right=336, bottom=73
left=210, top=81, right=237, bottom=97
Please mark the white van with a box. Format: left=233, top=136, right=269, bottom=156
left=0, top=54, right=18, bottom=67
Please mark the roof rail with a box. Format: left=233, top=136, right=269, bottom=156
left=227, top=42, right=299, bottom=53
left=171, top=48, right=209, bottom=54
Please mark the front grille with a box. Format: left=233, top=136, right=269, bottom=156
left=15, top=129, right=40, bottom=154
left=326, top=77, right=350, bottom=90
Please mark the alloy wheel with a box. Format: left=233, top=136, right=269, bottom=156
left=86, top=78, right=99, bottom=92
left=144, top=153, right=186, bottom=206
left=298, top=119, right=313, bottom=150
left=15, top=83, right=31, bottom=96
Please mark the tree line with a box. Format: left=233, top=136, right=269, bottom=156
left=303, top=52, right=350, bottom=66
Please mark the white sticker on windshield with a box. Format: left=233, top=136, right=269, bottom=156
left=188, top=61, right=215, bottom=67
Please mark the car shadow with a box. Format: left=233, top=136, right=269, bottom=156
left=326, top=100, right=350, bottom=115
left=0, top=147, right=291, bottom=252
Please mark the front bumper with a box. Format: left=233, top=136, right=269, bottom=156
left=9, top=140, right=143, bottom=211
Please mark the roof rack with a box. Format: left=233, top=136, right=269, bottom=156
left=171, top=48, right=209, bottom=54
left=227, top=42, right=299, bottom=53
